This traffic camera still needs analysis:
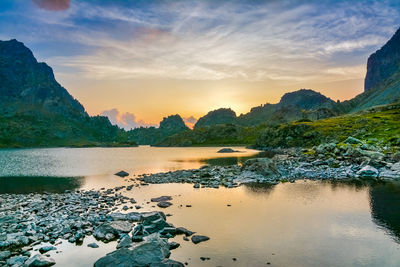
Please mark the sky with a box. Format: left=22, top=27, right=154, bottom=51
left=0, top=0, right=399, bottom=129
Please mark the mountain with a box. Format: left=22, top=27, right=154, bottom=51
left=194, top=108, right=237, bottom=128
left=340, top=27, right=400, bottom=112
left=126, top=114, right=189, bottom=145
left=237, top=89, right=338, bottom=126
left=0, top=39, right=133, bottom=148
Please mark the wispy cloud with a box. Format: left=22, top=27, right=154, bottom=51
left=101, top=108, right=157, bottom=130
left=27, top=0, right=398, bottom=84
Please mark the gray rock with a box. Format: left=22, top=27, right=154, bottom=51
left=0, top=251, right=10, bottom=261
left=150, top=259, right=184, bottom=267
left=391, top=162, right=400, bottom=172
left=175, top=227, right=195, bottom=236
left=151, top=196, right=172, bottom=202
left=115, top=171, right=129, bottom=177
left=6, top=255, right=28, bottom=266
left=94, top=234, right=171, bottom=267
left=93, top=221, right=132, bottom=241
left=157, top=202, right=173, bottom=208
left=357, top=165, right=379, bottom=179
left=193, top=183, right=200, bottom=188
left=87, top=243, right=99, bottom=248
left=243, top=158, right=280, bottom=177
left=24, top=254, right=55, bottom=267
left=39, top=246, right=56, bottom=254
left=116, top=235, right=132, bottom=249
left=191, top=235, right=210, bottom=244
left=168, top=241, right=180, bottom=250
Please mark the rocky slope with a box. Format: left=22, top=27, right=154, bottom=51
left=194, top=108, right=237, bottom=128
left=0, top=39, right=132, bottom=147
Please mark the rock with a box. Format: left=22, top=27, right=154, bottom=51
left=94, top=234, right=172, bottom=267
left=217, top=148, right=240, bottom=153
left=168, top=241, right=180, bottom=250
left=243, top=158, right=280, bottom=177
left=175, top=227, right=195, bottom=236
left=357, top=165, right=379, bottom=179
left=345, top=136, right=362, bottom=144
left=391, top=162, right=400, bottom=172
left=151, top=196, right=172, bottom=202
left=93, top=221, right=132, bottom=241
left=0, top=251, right=10, bottom=261
left=39, top=246, right=56, bottom=254
left=116, top=235, right=132, bottom=249
left=115, top=171, right=129, bottom=177
left=87, top=243, right=99, bottom=248
left=25, top=254, right=56, bottom=267
left=191, top=235, right=210, bottom=244
left=157, top=202, right=173, bottom=208
left=359, top=149, right=384, bottom=160
left=6, top=255, right=28, bottom=266
left=150, top=259, right=184, bottom=266
left=193, top=183, right=200, bottom=188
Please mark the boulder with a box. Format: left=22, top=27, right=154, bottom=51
left=115, top=171, right=129, bottom=177
left=116, top=235, right=133, bottom=249
left=175, top=227, right=195, bottom=236
left=6, top=255, right=28, bottom=266
left=39, top=246, right=56, bottom=254
left=357, top=165, right=379, bottom=179
left=94, top=234, right=172, bottom=267
left=391, top=162, right=400, bottom=172
left=191, top=235, right=210, bottom=244
left=25, top=254, right=56, bottom=267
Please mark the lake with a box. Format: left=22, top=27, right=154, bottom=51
left=1, top=147, right=399, bottom=266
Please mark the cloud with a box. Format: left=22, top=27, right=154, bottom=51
left=36, top=0, right=399, bottom=85
left=32, top=0, right=70, bottom=11
left=183, top=116, right=197, bottom=129
left=101, top=108, right=157, bottom=130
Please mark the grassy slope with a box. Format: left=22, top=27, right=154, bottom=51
left=254, top=103, right=400, bottom=150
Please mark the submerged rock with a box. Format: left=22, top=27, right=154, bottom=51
left=217, top=148, right=240, bottom=153
left=87, top=243, right=99, bottom=248
left=115, top=171, right=129, bottom=177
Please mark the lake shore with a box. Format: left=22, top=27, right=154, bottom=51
left=1, top=141, right=399, bottom=266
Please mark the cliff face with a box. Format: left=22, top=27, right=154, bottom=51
left=365, top=28, right=400, bottom=92
left=0, top=39, right=86, bottom=118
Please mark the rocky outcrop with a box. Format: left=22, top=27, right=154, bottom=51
left=365, top=28, right=400, bottom=92
left=194, top=108, right=237, bottom=128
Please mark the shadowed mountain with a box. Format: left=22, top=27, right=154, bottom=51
left=126, top=114, right=189, bottom=145
left=0, top=39, right=133, bottom=148
left=194, top=108, right=237, bottom=129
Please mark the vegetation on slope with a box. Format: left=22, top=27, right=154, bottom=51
left=254, top=103, right=400, bottom=150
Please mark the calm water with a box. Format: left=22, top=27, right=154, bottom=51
left=1, top=147, right=400, bottom=266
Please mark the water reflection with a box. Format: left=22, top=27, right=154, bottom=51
left=0, top=176, right=84, bottom=194
left=369, top=181, right=400, bottom=242
left=243, top=182, right=276, bottom=194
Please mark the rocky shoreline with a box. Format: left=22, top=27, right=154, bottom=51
left=140, top=137, right=400, bottom=186
left=0, top=187, right=206, bottom=266
left=1, top=137, right=399, bottom=266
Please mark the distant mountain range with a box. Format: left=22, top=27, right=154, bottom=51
left=0, top=26, right=399, bottom=148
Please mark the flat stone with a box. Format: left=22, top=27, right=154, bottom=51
left=25, top=254, right=56, bottom=267
left=151, top=196, right=172, bottom=202
left=191, top=235, right=210, bottom=244
left=157, top=201, right=173, bottom=208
